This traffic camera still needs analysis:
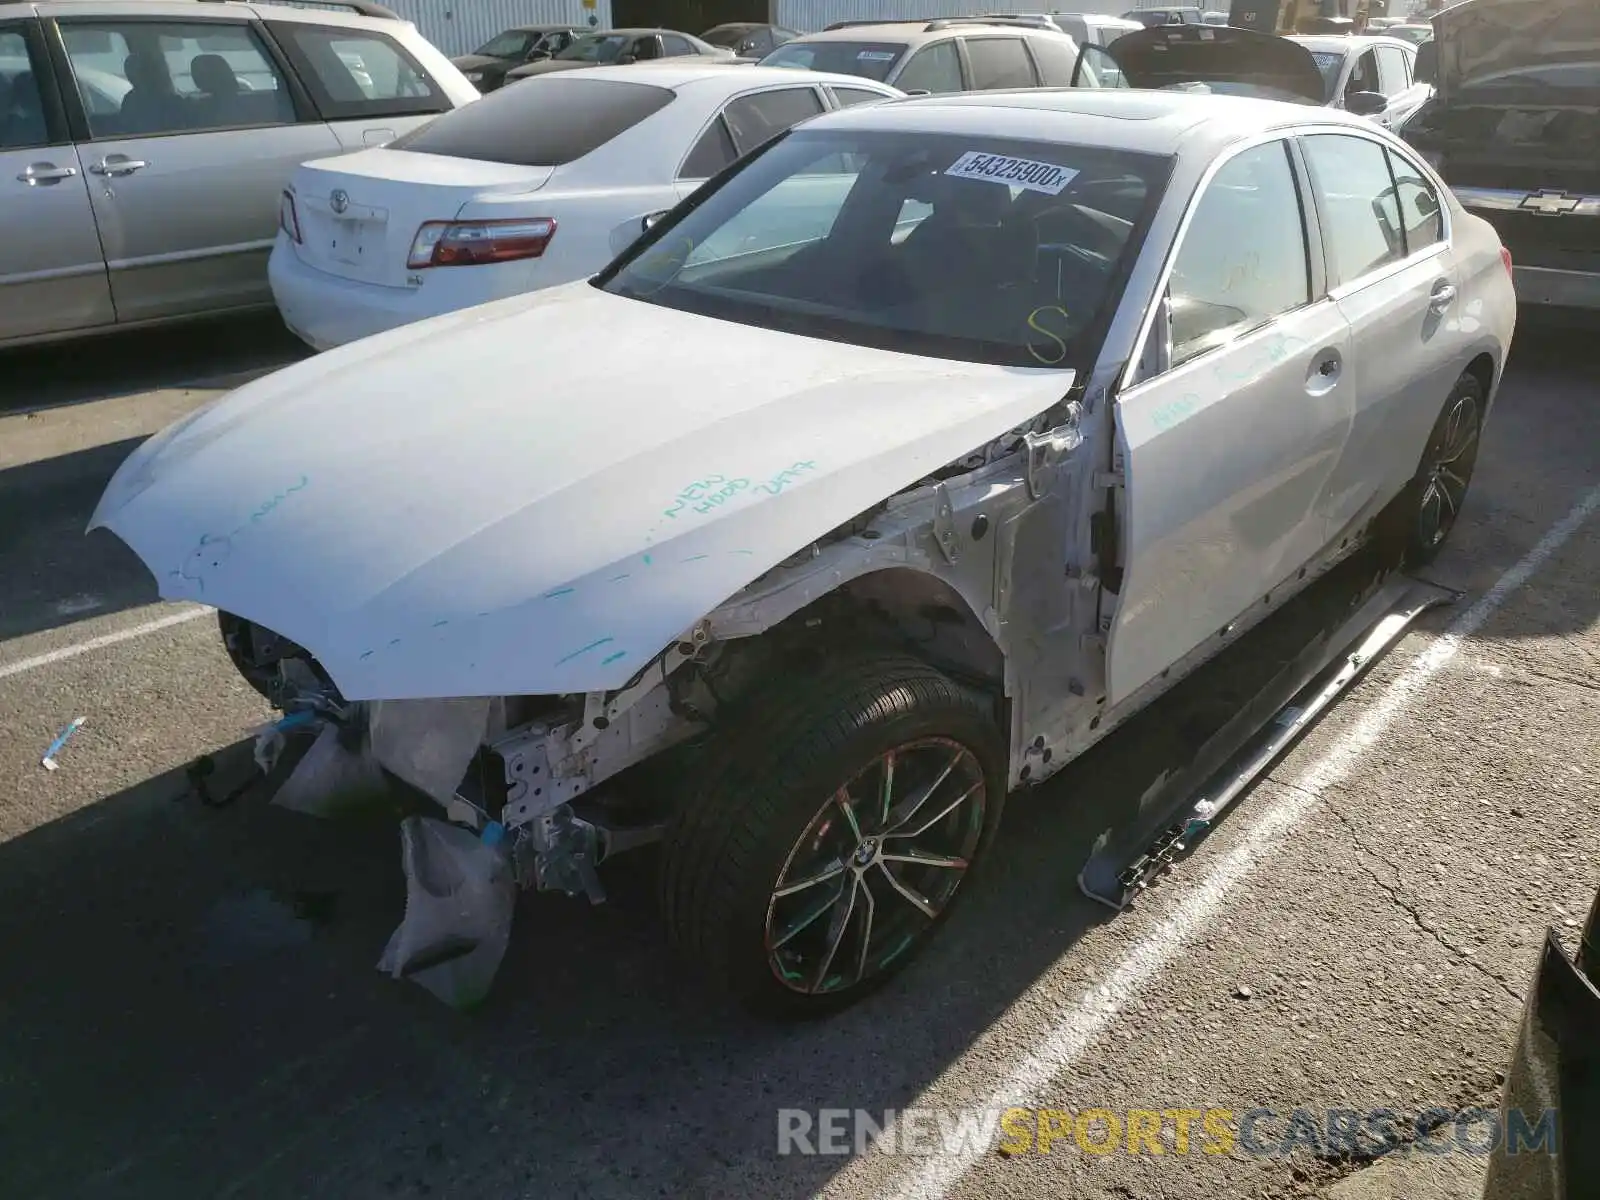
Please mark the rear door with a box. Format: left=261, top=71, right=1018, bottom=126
left=1297, top=131, right=1461, bottom=534
left=51, top=12, right=341, bottom=323
left=0, top=15, right=114, bottom=342
left=674, top=82, right=827, bottom=198
left=1105, top=136, right=1356, bottom=705
left=264, top=19, right=456, bottom=152
left=673, top=86, right=854, bottom=258
left=888, top=40, right=964, bottom=95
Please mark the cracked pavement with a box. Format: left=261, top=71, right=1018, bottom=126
left=0, top=315, right=1595, bottom=1200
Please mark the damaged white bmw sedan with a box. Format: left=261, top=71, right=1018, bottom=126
left=91, top=88, right=1515, bottom=1016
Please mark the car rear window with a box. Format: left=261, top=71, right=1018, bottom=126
left=387, top=75, right=674, bottom=166
left=759, top=40, right=907, bottom=82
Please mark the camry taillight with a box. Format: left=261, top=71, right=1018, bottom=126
left=278, top=190, right=302, bottom=243
left=1501, top=246, right=1513, bottom=278
left=407, top=218, right=557, bottom=268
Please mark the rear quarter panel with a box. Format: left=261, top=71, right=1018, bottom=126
left=1451, top=206, right=1517, bottom=414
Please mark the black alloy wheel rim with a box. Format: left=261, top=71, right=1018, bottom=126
left=1418, top=389, right=1481, bottom=551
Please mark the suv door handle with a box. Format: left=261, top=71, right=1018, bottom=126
left=1428, top=281, right=1457, bottom=313
left=17, top=162, right=79, bottom=185
left=89, top=156, right=148, bottom=177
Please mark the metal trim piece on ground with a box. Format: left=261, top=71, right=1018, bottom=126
left=1079, top=571, right=1460, bottom=911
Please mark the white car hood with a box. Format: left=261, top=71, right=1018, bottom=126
left=91, top=284, right=1074, bottom=700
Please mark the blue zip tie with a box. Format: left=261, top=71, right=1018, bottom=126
left=41, top=717, right=86, bottom=770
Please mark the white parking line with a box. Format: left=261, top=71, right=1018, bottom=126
left=0, top=606, right=211, bottom=682
left=873, top=481, right=1600, bottom=1200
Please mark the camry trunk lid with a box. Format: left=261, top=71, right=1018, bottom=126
left=288, top=148, right=554, bottom=289
left=90, top=283, right=1076, bottom=701
left=1106, top=23, right=1327, bottom=104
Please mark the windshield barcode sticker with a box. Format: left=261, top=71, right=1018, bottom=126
left=944, top=152, right=1078, bottom=196
left=857, top=49, right=896, bottom=61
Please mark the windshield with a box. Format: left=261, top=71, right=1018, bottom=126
left=599, top=129, right=1171, bottom=368
left=1309, top=50, right=1345, bottom=100
left=557, top=34, right=630, bottom=63
left=475, top=31, right=533, bottom=58
left=758, top=40, right=907, bottom=81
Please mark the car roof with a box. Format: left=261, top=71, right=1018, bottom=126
left=789, top=21, right=1064, bottom=44
left=590, top=27, right=702, bottom=37
left=508, top=23, right=583, bottom=33
left=1289, top=34, right=1416, bottom=53
left=575, top=62, right=900, bottom=92
left=801, top=87, right=1379, bottom=156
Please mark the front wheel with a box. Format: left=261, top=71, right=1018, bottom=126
left=660, top=656, right=1007, bottom=1018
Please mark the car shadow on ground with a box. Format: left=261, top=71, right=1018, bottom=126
left=0, top=437, right=166, bottom=643
left=0, top=312, right=307, bottom=416
left=0, top=553, right=1406, bottom=1200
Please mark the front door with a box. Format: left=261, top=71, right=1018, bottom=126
left=0, top=17, right=113, bottom=343
left=54, top=14, right=342, bottom=323
left=1105, top=137, right=1356, bottom=705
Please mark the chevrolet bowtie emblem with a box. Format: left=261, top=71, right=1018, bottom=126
left=1519, top=190, right=1581, bottom=215
left=329, top=189, right=350, bottom=214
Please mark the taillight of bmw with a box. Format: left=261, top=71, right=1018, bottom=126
left=1501, top=246, right=1513, bottom=278
left=406, top=218, right=557, bottom=268
left=278, top=190, right=302, bottom=244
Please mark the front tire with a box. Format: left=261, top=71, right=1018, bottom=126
left=660, top=655, right=1007, bottom=1018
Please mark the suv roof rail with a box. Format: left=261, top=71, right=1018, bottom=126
left=939, top=13, right=1063, bottom=29
left=822, top=17, right=940, bottom=30
left=206, top=0, right=405, bottom=18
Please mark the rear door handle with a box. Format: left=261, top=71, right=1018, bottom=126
left=1308, top=348, right=1342, bottom=392
left=1428, top=281, right=1457, bottom=313
left=16, top=162, right=79, bottom=185
left=89, top=157, right=148, bottom=177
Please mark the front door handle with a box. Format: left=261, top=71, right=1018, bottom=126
left=1428, top=281, right=1457, bottom=314
left=17, top=162, right=79, bottom=185
left=89, top=156, right=149, bottom=177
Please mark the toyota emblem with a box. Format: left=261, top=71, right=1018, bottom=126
left=329, top=189, right=349, bottom=214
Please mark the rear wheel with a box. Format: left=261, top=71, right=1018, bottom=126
left=1406, top=374, right=1484, bottom=566
left=1376, top=372, right=1484, bottom=568
left=660, top=656, right=1006, bottom=1018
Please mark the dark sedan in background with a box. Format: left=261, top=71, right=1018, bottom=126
left=450, top=24, right=586, bottom=92
left=700, top=21, right=800, bottom=59
left=503, top=28, right=736, bottom=83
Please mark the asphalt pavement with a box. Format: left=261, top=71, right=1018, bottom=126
left=0, top=314, right=1595, bottom=1200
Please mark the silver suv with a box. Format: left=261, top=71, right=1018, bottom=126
left=756, top=16, right=1119, bottom=95
left=0, top=0, right=479, bottom=350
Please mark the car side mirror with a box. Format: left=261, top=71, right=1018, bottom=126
left=525, top=48, right=550, bottom=61
left=641, top=210, right=668, bottom=233
left=1414, top=41, right=1437, bottom=85
left=1346, top=90, right=1389, bottom=116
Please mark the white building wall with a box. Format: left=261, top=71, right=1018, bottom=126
left=380, top=0, right=612, bottom=57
